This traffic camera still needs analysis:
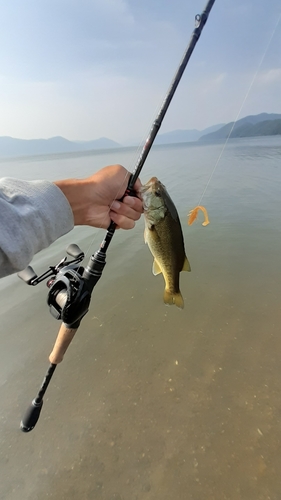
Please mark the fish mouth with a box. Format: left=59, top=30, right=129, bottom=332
left=140, top=178, right=155, bottom=192
left=141, top=191, right=151, bottom=211
left=139, top=184, right=149, bottom=196
left=140, top=177, right=165, bottom=211
left=140, top=177, right=161, bottom=195
left=139, top=179, right=154, bottom=209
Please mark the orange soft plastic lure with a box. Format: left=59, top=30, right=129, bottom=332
left=188, top=205, right=210, bottom=226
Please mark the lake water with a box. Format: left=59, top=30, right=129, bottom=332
left=1, top=137, right=281, bottom=499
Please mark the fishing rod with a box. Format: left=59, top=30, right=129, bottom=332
left=18, top=0, right=216, bottom=432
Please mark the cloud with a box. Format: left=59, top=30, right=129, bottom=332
left=201, top=73, right=227, bottom=94
left=1, top=1, right=281, bottom=142
left=0, top=0, right=136, bottom=82
left=0, top=70, right=164, bottom=143
left=91, top=0, right=134, bottom=25
left=257, top=68, right=281, bottom=85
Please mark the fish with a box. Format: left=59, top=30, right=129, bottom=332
left=141, top=177, right=191, bottom=309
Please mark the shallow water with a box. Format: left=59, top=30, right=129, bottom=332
left=1, top=137, right=281, bottom=499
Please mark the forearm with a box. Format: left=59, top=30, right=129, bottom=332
left=54, top=166, right=143, bottom=230
left=54, top=177, right=97, bottom=226
left=0, top=178, right=74, bottom=278
left=0, top=165, right=142, bottom=279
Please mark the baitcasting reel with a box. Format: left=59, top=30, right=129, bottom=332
left=18, top=244, right=91, bottom=326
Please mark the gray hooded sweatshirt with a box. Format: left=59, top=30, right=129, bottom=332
left=0, top=178, right=74, bottom=278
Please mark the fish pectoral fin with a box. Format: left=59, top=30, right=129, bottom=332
left=152, top=259, right=162, bottom=276
left=182, top=256, right=191, bottom=272
left=164, top=289, right=184, bottom=309
left=144, top=228, right=148, bottom=244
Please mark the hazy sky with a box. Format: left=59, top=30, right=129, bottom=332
left=1, top=0, right=281, bottom=144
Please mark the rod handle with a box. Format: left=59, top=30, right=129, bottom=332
left=49, top=323, right=78, bottom=364
left=20, top=398, right=43, bottom=432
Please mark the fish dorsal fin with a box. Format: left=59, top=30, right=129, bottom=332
left=182, top=256, right=191, bottom=272
left=161, top=188, right=179, bottom=221
left=153, top=259, right=162, bottom=276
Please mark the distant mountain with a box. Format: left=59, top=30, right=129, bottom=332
left=0, top=136, right=121, bottom=158
left=223, top=119, right=281, bottom=138
left=1, top=113, right=280, bottom=158
left=199, top=113, right=281, bottom=142
left=154, top=123, right=225, bottom=145
left=75, top=137, right=121, bottom=150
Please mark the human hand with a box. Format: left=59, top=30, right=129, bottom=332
left=54, top=164, right=143, bottom=230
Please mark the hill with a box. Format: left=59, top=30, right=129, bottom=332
left=0, top=136, right=121, bottom=158
left=154, top=123, right=225, bottom=145
left=1, top=113, right=280, bottom=158
left=225, top=119, right=281, bottom=138
left=199, top=113, right=281, bottom=141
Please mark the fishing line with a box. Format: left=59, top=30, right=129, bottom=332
left=82, top=116, right=163, bottom=260
left=196, top=9, right=281, bottom=208
left=18, top=0, right=217, bottom=432
left=79, top=84, right=176, bottom=264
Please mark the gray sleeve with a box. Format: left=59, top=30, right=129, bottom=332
left=0, top=177, right=74, bottom=278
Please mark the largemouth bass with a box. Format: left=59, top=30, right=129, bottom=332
left=141, top=177, right=191, bottom=309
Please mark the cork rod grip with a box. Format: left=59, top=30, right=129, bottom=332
left=49, top=323, right=78, bottom=364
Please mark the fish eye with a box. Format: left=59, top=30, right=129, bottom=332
left=155, top=190, right=161, bottom=197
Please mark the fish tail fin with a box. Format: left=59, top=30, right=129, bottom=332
left=163, top=289, right=184, bottom=309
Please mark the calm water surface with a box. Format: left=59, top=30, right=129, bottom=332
left=1, top=137, right=281, bottom=499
